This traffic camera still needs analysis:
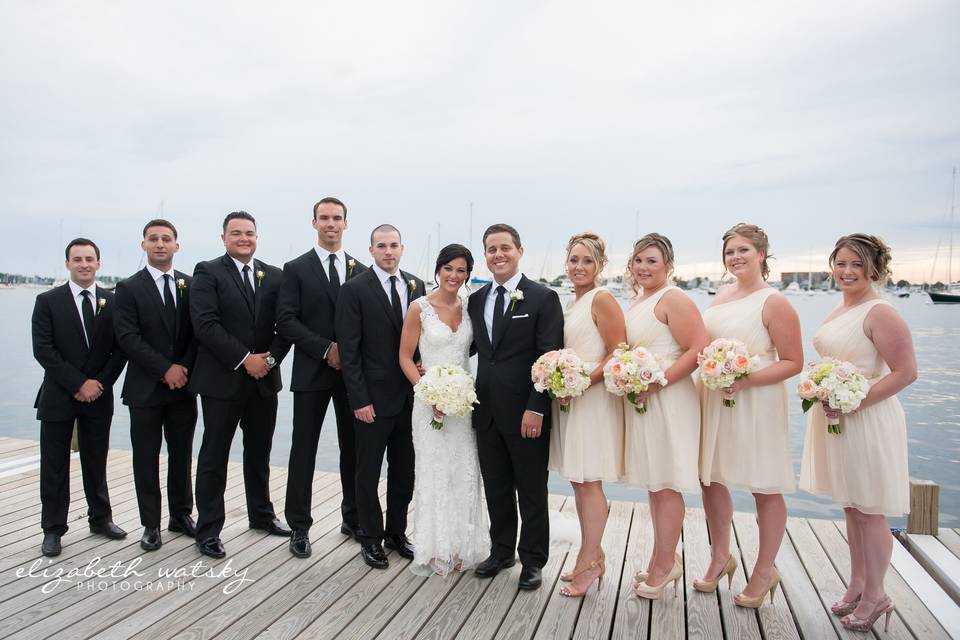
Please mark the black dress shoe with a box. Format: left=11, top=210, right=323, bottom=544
left=196, top=537, right=226, bottom=559
left=250, top=518, right=292, bottom=537
left=41, top=533, right=61, bottom=557
left=361, top=543, right=389, bottom=569
left=289, top=529, right=311, bottom=558
left=140, top=527, right=162, bottom=551
left=168, top=514, right=197, bottom=538
left=384, top=534, right=415, bottom=560
left=518, top=565, right=542, bottom=590
left=474, top=554, right=517, bottom=578
left=90, top=521, right=128, bottom=539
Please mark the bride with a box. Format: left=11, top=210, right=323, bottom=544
left=399, top=244, right=490, bottom=575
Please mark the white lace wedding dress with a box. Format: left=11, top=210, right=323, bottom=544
left=409, top=297, right=490, bottom=576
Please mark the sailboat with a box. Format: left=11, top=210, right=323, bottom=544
left=929, top=168, right=960, bottom=304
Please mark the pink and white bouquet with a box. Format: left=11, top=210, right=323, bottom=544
left=697, top=338, right=759, bottom=407
left=531, top=349, right=591, bottom=413
left=602, top=343, right=668, bottom=414
left=797, top=358, right=868, bottom=434
left=414, top=365, right=478, bottom=429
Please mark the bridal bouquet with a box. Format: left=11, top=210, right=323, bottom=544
left=531, top=349, right=591, bottom=412
left=414, top=365, right=478, bottom=429
left=797, top=358, right=869, bottom=434
left=697, top=338, right=759, bottom=407
left=602, top=343, right=668, bottom=414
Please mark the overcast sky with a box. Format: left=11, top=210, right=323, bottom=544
left=2, top=0, right=958, bottom=282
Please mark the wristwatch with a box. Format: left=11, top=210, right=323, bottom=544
left=265, top=355, right=276, bottom=369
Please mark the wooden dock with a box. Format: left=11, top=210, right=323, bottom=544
left=0, top=435, right=957, bottom=640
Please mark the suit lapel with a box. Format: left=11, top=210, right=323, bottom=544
left=345, top=253, right=360, bottom=281
left=306, top=250, right=337, bottom=305
left=367, top=269, right=402, bottom=334
left=253, top=260, right=266, bottom=321
left=222, top=254, right=254, bottom=317
left=470, top=283, right=492, bottom=354
left=173, top=269, right=188, bottom=338
left=141, top=268, right=174, bottom=338
left=492, top=275, right=528, bottom=351
left=60, top=284, right=88, bottom=349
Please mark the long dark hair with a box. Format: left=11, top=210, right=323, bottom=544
left=434, top=244, right=474, bottom=288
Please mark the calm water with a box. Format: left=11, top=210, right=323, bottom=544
left=2, top=287, right=957, bottom=525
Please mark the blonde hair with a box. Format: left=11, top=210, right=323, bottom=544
left=565, top=232, right=607, bottom=286
left=829, top=233, right=892, bottom=283
left=625, top=233, right=675, bottom=293
left=722, top=222, right=773, bottom=280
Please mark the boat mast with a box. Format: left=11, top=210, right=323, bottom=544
left=950, top=167, right=956, bottom=285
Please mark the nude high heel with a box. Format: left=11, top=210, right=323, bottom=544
left=693, top=555, right=738, bottom=593
left=830, top=594, right=860, bottom=616
left=633, top=557, right=683, bottom=600
left=841, top=598, right=895, bottom=633
left=734, top=568, right=780, bottom=608
left=561, top=547, right=604, bottom=582
left=635, top=551, right=680, bottom=583
left=559, top=552, right=605, bottom=597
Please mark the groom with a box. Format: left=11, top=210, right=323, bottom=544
left=468, top=223, right=563, bottom=590
left=336, top=224, right=425, bottom=569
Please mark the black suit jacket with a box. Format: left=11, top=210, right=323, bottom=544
left=188, top=254, right=291, bottom=400
left=335, top=267, right=425, bottom=417
left=32, top=284, right=128, bottom=421
left=114, top=267, right=198, bottom=407
left=277, top=249, right=366, bottom=392
left=468, top=275, right=564, bottom=431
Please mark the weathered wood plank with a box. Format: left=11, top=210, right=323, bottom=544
left=610, top=502, right=652, bottom=640
left=900, top=532, right=960, bottom=605
left=682, top=507, right=725, bottom=640
left=573, top=500, right=633, bottom=640
left=719, top=511, right=762, bottom=640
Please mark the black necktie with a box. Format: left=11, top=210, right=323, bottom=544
left=389, top=275, right=404, bottom=327
left=242, top=265, right=256, bottom=304
left=162, top=274, right=177, bottom=328
left=492, top=285, right=506, bottom=344
left=328, top=254, right=340, bottom=296
left=80, top=290, right=95, bottom=348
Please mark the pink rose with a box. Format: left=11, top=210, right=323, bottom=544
left=797, top=379, right=818, bottom=399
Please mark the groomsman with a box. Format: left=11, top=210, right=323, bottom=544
left=190, top=211, right=291, bottom=559
left=113, top=219, right=198, bottom=551
left=335, top=224, right=425, bottom=569
left=468, top=224, right=563, bottom=590
left=278, top=197, right=367, bottom=558
left=32, top=238, right=128, bottom=557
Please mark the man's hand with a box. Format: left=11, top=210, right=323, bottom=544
left=354, top=404, right=376, bottom=424
left=242, top=352, right=271, bottom=380
left=326, top=343, right=341, bottom=370
left=520, top=410, right=544, bottom=439
left=163, top=364, right=189, bottom=389
left=74, top=379, right=104, bottom=402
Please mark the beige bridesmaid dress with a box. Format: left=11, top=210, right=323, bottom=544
left=699, top=287, right=796, bottom=493
left=800, top=299, right=910, bottom=516
left=623, top=286, right=700, bottom=492
left=548, top=286, right=624, bottom=483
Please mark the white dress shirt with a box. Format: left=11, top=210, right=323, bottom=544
left=145, top=263, right=177, bottom=307
left=371, top=263, right=409, bottom=319
left=68, top=279, right=99, bottom=347
left=483, top=271, right=523, bottom=342
left=314, top=246, right=346, bottom=283
left=231, top=255, right=256, bottom=292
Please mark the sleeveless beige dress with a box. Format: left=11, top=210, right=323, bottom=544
left=623, top=287, right=700, bottom=492
left=699, top=287, right=796, bottom=493
left=799, top=299, right=909, bottom=516
left=548, top=287, right=625, bottom=483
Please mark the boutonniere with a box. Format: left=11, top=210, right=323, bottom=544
left=347, top=258, right=356, bottom=277
left=509, top=289, right=524, bottom=311
left=408, top=279, right=417, bottom=293
left=97, top=297, right=107, bottom=311
left=176, top=278, right=187, bottom=300
left=256, top=270, right=265, bottom=287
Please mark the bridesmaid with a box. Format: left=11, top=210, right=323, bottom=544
left=549, top=232, right=625, bottom=597
left=624, top=234, right=710, bottom=600
left=696, top=223, right=802, bottom=607
left=800, top=234, right=916, bottom=633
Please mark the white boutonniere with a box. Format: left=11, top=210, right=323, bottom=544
left=97, top=297, right=107, bottom=311
left=347, top=258, right=356, bottom=277
left=256, top=270, right=265, bottom=287
left=176, top=278, right=187, bottom=301
left=509, top=289, right=524, bottom=311
left=408, top=279, right=417, bottom=293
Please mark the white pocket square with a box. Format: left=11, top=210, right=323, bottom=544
left=512, top=314, right=529, bottom=319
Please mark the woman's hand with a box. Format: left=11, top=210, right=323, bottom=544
left=821, top=400, right=842, bottom=422
left=432, top=406, right=445, bottom=421
left=721, top=377, right=751, bottom=400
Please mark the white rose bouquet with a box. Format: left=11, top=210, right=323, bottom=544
left=602, top=343, right=668, bottom=414
left=697, top=338, right=759, bottom=407
left=414, top=365, right=478, bottom=429
left=531, top=349, right=591, bottom=412
left=797, top=358, right=868, bottom=434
